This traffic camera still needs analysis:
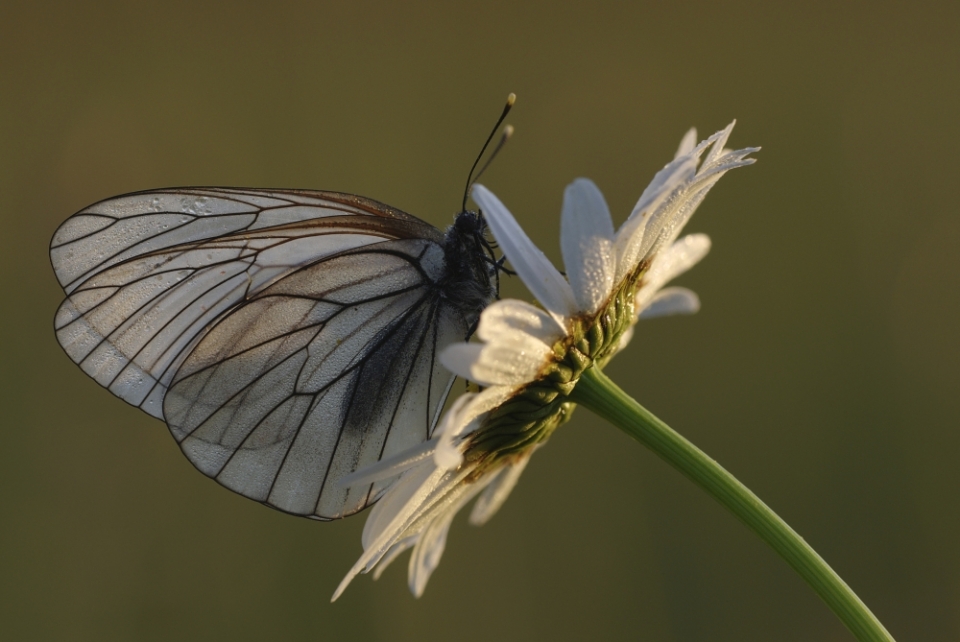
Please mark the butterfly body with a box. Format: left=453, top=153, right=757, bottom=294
left=439, top=210, right=499, bottom=323
left=51, top=187, right=496, bottom=520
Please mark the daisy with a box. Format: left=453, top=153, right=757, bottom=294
left=331, top=121, right=757, bottom=601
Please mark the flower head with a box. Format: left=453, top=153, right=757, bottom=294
left=332, top=122, right=757, bottom=600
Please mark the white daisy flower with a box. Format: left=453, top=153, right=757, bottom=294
left=331, top=122, right=758, bottom=601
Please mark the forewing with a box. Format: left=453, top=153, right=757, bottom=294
left=51, top=188, right=440, bottom=418
left=162, top=239, right=469, bottom=519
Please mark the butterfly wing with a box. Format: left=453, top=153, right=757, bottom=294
left=164, top=237, right=468, bottom=519
left=52, top=188, right=478, bottom=519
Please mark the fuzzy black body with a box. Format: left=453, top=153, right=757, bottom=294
left=441, top=210, right=498, bottom=334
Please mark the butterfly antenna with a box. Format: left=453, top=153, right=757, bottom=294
left=473, top=125, right=514, bottom=184
left=461, top=93, right=516, bottom=212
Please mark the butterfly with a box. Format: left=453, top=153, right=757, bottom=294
left=51, top=96, right=515, bottom=521
left=50, top=185, right=501, bottom=520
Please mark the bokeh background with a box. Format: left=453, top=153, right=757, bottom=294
left=2, top=1, right=958, bottom=640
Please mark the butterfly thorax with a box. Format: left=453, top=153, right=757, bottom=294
left=441, top=211, right=497, bottom=335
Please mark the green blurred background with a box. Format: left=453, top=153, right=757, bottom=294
left=2, top=1, right=958, bottom=640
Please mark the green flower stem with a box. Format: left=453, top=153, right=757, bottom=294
left=569, top=366, right=895, bottom=642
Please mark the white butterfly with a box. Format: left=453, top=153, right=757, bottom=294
left=50, top=187, right=497, bottom=520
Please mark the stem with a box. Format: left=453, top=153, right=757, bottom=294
left=569, top=366, right=895, bottom=642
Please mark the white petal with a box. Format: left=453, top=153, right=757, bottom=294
left=631, top=158, right=697, bottom=220
left=701, top=121, right=735, bottom=171
left=638, top=287, right=701, bottom=318
left=472, top=184, right=578, bottom=321
left=698, top=146, right=759, bottom=179
left=690, top=124, right=738, bottom=161
left=439, top=343, right=483, bottom=380
left=615, top=155, right=697, bottom=282
left=335, top=461, right=486, bottom=601
left=372, top=536, right=416, bottom=580
left=624, top=154, right=697, bottom=229
left=476, top=299, right=564, bottom=344
left=435, top=386, right=515, bottom=469
left=648, top=234, right=711, bottom=283
left=632, top=169, right=723, bottom=264
left=675, top=128, right=698, bottom=159
left=434, top=441, right=464, bottom=472
left=619, top=127, right=755, bottom=277
left=441, top=332, right=550, bottom=388
left=408, top=514, right=453, bottom=597
left=433, top=394, right=475, bottom=439
left=332, top=462, right=443, bottom=602
left=361, top=461, right=440, bottom=550
left=635, top=234, right=711, bottom=310
left=359, top=465, right=472, bottom=573
left=432, top=393, right=477, bottom=470
left=337, top=439, right=436, bottom=488
left=561, top=179, right=616, bottom=313
left=561, top=179, right=614, bottom=240
left=473, top=333, right=551, bottom=386
left=443, top=298, right=567, bottom=385
left=469, top=455, right=531, bottom=526
left=407, top=472, right=490, bottom=597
